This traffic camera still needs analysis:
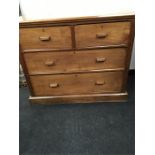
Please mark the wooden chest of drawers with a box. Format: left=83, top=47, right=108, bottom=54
left=20, top=15, right=135, bottom=104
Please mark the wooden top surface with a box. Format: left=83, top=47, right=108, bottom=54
left=19, top=14, right=135, bottom=28
left=19, top=12, right=134, bottom=23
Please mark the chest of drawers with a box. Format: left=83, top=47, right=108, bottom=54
left=20, top=15, right=135, bottom=104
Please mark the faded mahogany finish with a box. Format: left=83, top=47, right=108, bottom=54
left=19, top=15, right=135, bottom=104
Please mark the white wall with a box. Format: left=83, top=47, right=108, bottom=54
left=20, top=0, right=134, bottom=20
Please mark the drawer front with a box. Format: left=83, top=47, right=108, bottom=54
left=24, top=48, right=126, bottom=75
left=20, top=26, right=72, bottom=50
left=75, top=22, right=131, bottom=48
left=30, top=71, right=124, bottom=96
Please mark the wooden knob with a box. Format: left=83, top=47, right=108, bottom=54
left=96, top=57, right=106, bottom=63
left=49, top=83, right=59, bottom=88
left=39, top=36, right=51, bottom=41
left=95, top=81, right=105, bottom=85
left=45, top=61, right=55, bottom=66
left=96, top=33, right=108, bottom=39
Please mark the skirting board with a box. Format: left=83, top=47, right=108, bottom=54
left=29, top=92, right=128, bottom=104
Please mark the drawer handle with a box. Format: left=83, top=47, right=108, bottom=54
left=96, top=33, right=108, bottom=39
left=95, top=81, right=105, bottom=85
left=96, top=57, right=106, bottom=63
left=49, top=83, right=59, bottom=88
left=39, top=36, right=51, bottom=41
left=45, top=61, right=55, bottom=66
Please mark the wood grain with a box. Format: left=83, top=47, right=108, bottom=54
left=19, top=15, right=135, bottom=103
left=30, top=71, right=124, bottom=96
left=19, top=45, right=34, bottom=95
left=75, top=22, right=131, bottom=48
left=29, top=92, right=128, bottom=104
left=122, top=18, right=135, bottom=91
left=24, top=48, right=126, bottom=75
left=19, top=15, right=134, bottom=28
left=20, top=26, right=72, bottom=50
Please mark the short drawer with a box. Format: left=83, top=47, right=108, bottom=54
left=20, top=26, right=72, bottom=50
left=30, top=71, right=124, bottom=96
left=75, top=22, right=131, bottom=48
left=24, top=48, right=126, bottom=75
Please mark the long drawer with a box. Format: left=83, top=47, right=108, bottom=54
left=75, top=22, right=131, bottom=48
left=24, top=48, right=126, bottom=75
left=20, top=26, right=72, bottom=50
left=30, top=71, right=124, bottom=96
